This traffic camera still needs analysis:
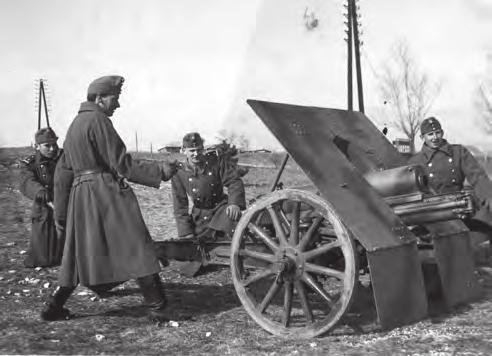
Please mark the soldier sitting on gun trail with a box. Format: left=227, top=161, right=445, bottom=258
left=19, top=127, right=64, bottom=268
left=409, top=117, right=492, bottom=251
left=171, top=132, right=246, bottom=241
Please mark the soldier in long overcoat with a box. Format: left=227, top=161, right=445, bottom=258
left=41, top=75, right=176, bottom=322
left=409, top=117, right=492, bottom=243
left=171, top=132, right=246, bottom=240
left=20, top=127, right=64, bottom=268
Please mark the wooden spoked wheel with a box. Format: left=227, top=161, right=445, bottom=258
left=231, top=189, right=358, bottom=338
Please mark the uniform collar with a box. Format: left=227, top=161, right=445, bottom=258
left=78, top=101, right=106, bottom=115
left=35, top=150, right=59, bottom=164
left=184, top=158, right=209, bottom=175
left=420, top=139, right=452, bottom=162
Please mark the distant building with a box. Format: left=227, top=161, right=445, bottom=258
left=392, top=138, right=412, bottom=155
left=158, top=141, right=181, bottom=154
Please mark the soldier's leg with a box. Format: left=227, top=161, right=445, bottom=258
left=88, top=281, right=124, bottom=298
left=136, top=273, right=169, bottom=322
left=40, top=285, right=76, bottom=321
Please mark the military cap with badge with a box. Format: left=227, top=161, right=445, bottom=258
left=420, top=117, right=442, bottom=135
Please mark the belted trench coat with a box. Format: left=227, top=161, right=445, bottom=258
left=59, top=101, right=162, bottom=287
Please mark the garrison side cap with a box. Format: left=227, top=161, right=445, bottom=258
left=35, top=127, right=58, bottom=144
left=87, top=75, right=125, bottom=96
left=182, top=132, right=204, bottom=148
left=420, top=117, right=442, bottom=135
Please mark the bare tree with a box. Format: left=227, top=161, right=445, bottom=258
left=379, top=40, right=441, bottom=152
left=476, top=82, right=492, bottom=134
left=217, top=129, right=250, bottom=151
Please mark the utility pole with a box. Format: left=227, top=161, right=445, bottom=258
left=344, top=0, right=364, bottom=113
left=135, top=131, right=139, bottom=152
left=36, top=79, right=51, bottom=129
left=344, top=1, right=353, bottom=111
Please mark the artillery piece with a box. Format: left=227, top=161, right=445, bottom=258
left=157, top=100, right=481, bottom=338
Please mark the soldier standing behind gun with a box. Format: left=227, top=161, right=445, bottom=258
left=19, top=127, right=64, bottom=268
left=41, top=75, right=177, bottom=322
left=409, top=117, right=492, bottom=250
left=171, top=132, right=246, bottom=240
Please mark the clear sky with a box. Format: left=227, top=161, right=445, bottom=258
left=1, top=0, right=492, bottom=151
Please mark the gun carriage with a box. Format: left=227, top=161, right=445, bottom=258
left=158, top=100, right=481, bottom=338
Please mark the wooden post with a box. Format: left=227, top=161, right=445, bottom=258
left=37, top=80, right=42, bottom=130
left=351, top=0, right=364, bottom=113
left=345, top=0, right=353, bottom=111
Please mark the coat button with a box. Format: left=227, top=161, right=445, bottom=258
left=428, top=163, right=432, bottom=167
left=192, top=188, right=197, bottom=192
left=452, top=179, right=456, bottom=183
left=448, top=158, right=453, bottom=163
left=429, top=173, right=434, bottom=178
left=208, top=172, right=212, bottom=176
left=188, top=177, right=193, bottom=181
left=203, top=216, right=208, bottom=220
left=451, top=169, right=455, bottom=173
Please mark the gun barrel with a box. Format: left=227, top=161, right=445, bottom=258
left=389, top=191, right=475, bottom=225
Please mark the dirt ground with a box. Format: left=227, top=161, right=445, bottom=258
left=1, top=147, right=492, bottom=355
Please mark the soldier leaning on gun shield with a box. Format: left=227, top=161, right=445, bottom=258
left=409, top=117, right=492, bottom=250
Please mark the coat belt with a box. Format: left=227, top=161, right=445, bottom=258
left=74, top=169, right=108, bottom=178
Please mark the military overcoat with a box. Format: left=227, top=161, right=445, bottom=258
left=171, top=153, right=246, bottom=237
left=19, top=150, right=64, bottom=267
left=59, top=101, right=162, bottom=287
left=409, top=140, right=492, bottom=226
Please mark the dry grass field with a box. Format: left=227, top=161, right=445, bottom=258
left=1, top=146, right=492, bottom=355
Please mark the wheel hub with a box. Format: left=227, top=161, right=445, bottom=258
left=276, top=247, right=304, bottom=281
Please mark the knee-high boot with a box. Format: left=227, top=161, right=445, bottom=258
left=136, top=273, right=169, bottom=322
left=40, top=286, right=76, bottom=321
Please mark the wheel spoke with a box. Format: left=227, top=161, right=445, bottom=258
left=298, top=216, right=323, bottom=251
left=304, top=262, right=345, bottom=280
left=302, top=273, right=334, bottom=307
left=258, top=278, right=282, bottom=313
left=294, top=280, right=314, bottom=323
left=289, top=201, right=301, bottom=245
left=267, top=206, right=289, bottom=246
left=279, top=209, right=291, bottom=232
left=282, top=281, right=293, bottom=327
left=254, top=210, right=265, bottom=225
left=303, top=240, right=341, bottom=260
left=248, top=222, right=279, bottom=253
left=243, top=268, right=275, bottom=287
left=239, top=249, right=276, bottom=263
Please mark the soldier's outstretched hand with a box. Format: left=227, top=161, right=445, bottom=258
left=226, top=204, right=241, bottom=221
left=161, top=160, right=178, bottom=181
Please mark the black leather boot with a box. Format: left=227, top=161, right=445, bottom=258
left=136, top=274, right=169, bottom=322
left=40, top=286, right=76, bottom=321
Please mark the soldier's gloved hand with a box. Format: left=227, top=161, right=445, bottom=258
left=55, top=220, right=66, bottom=238
left=226, top=204, right=241, bottom=221
left=161, top=160, right=178, bottom=181
left=35, top=189, right=48, bottom=204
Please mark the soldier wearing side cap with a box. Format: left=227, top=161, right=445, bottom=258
left=40, top=75, right=177, bottom=322
left=171, top=132, right=246, bottom=241
left=19, top=127, right=64, bottom=268
left=409, top=117, right=492, bottom=247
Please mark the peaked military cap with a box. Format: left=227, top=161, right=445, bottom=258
left=87, top=75, right=125, bottom=96
left=182, top=132, right=204, bottom=148
left=420, top=117, right=442, bottom=135
left=35, top=127, right=58, bottom=144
